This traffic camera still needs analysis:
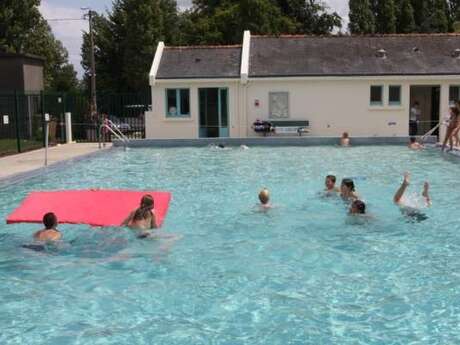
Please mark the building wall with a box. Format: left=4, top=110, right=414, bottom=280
left=146, top=77, right=458, bottom=139
left=146, top=80, right=242, bottom=139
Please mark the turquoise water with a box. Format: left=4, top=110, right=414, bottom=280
left=1, top=146, right=460, bottom=344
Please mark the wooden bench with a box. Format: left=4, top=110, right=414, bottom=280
left=271, top=120, right=310, bottom=136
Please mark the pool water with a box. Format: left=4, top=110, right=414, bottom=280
left=1, top=146, right=460, bottom=344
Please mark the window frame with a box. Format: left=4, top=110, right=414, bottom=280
left=388, top=85, right=401, bottom=106
left=165, top=88, right=190, bottom=117
left=370, top=85, right=384, bottom=106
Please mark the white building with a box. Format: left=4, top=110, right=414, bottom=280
left=146, top=32, right=460, bottom=140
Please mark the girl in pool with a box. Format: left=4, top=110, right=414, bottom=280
left=34, top=212, right=62, bottom=242
left=340, top=178, right=359, bottom=201
left=122, top=194, right=158, bottom=229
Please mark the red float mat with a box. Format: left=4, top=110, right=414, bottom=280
left=6, top=190, right=171, bottom=227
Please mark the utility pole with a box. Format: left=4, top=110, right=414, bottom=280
left=83, top=8, right=98, bottom=121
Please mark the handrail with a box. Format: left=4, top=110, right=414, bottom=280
left=420, top=122, right=441, bottom=142
left=99, top=121, right=130, bottom=149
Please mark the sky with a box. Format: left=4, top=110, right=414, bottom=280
left=39, top=0, right=349, bottom=78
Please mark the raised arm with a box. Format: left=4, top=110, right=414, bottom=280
left=394, top=172, right=410, bottom=204
left=121, top=211, right=135, bottom=226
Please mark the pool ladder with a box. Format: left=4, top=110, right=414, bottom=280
left=99, top=119, right=130, bottom=150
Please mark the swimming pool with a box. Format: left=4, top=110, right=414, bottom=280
left=1, top=146, right=460, bottom=344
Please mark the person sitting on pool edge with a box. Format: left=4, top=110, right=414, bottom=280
left=122, top=194, right=158, bottom=229
left=325, top=175, right=340, bottom=194
left=393, top=172, right=431, bottom=208
left=408, top=137, right=424, bottom=150
left=258, top=188, right=272, bottom=209
left=349, top=200, right=366, bottom=215
left=34, top=212, right=62, bottom=242
left=340, top=178, right=359, bottom=201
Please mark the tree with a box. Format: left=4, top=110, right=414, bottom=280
left=0, top=1, right=78, bottom=91
left=397, top=0, right=416, bottom=33
left=374, top=0, right=397, bottom=33
left=348, top=0, right=375, bottom=34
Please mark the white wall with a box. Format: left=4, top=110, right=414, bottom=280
left=146, top=77, right=459, bottom=139
left=146, top=80, right=241, bottom=139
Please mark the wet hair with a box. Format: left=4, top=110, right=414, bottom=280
left=326, top=175, right=336, bottom=183
left=342, top=132, right=349, bottom=139
left=352, top=200, right=366, bottom=214
left=43, top=212, right=57, bottom=229
left=218, top=144, right=225, bottom=149
left=140, top=195, right=154, bottom=210
left=410, top=136, right=417, bottom=143
left=259, top=188, right=270, bottom=205
left=133, top=207, right=151, bottom=222
left=450, top=107, right=460, bottom=116
left=341, top=178, right=355, bottom=191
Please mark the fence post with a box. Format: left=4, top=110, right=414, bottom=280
left=14, top=90, right=21, bottom=153
left=65, top=112, right=72, bottom=143
left=41, top=91, right=45, bottom=147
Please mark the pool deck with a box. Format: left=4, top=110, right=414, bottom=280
left=0, top=143, right=111, bottom=182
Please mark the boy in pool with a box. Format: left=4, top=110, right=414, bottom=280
left=408, top=137, right=424, bottom=150
left=324, top=175, right=340, bottom=194
left=349, top=200, right=366, bottom=215
left=33, top=213, right=62, bottom=242
left=393, top=172, right=431, bottom=207
left=122, top=194, right=158, bottom=229
left=258, top=188, right=272, bottom=209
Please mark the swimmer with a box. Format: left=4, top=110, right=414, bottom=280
left=122, top=194, right=158, bottom=229
left=33, top=212, right=62, bottom=242
left=349, top=199, right=366, bottom=215
left=258, top=188, right=272, bottom=209
left=408, top=137, right=424, bottom=150
left=240, top=145, right=249, bottom=150
left=340, top=132, right=351, bottom=147
left=393, top=173, right=431, bottom=221
left=340, top=178, right=359, bottom=201
left=324, top=175, right=340, bottom=194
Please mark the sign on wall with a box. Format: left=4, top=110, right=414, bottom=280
left=3, top=115, right=9, bottom=125
left=269, top=92, right=289, bottom=119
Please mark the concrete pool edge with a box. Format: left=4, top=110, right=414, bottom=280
left=114, top=136, right=438, bottom=148
left=0, top=146, right=115, bottom=187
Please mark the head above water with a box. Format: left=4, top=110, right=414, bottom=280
left=342, top=132, right=349, bottom=139
left=259, top=188, right=270, bottom=205
left=43, top=212, right=57, bottom=229
left=350, top=200, right=366, bottom=214
left=450, top=107, right=460, bottom=117
left=341, top=178, right=355, bottom=192
left=410, top=136, right=417, bottom=143
left=325, top=175, right=336, bottom=189
left=140, top=195, right=154, bottom=210
left=133, top=207, right=151, bottom=222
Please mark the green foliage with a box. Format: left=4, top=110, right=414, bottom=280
left=397, top=0, right=416, bottom=33
left=348, top=0, right=376, bottom=34
left=0, top=0, right=78, bottom=91
left=374, top=0, right=397, bottom=33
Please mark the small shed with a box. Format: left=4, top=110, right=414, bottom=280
left=0, top=52, right=45, bottom=93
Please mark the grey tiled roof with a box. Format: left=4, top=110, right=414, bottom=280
left=156, top=46, right=242, bottom=79
left=249, top=35, right=460, bottom=77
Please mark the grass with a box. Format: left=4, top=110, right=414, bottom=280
left=0, top=139, right=43, bottom=157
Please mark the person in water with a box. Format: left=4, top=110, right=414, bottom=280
left=340, top=132, right=351, bottom=147
left=393, top=172, right=431, bottom=208
left=340, top=178, right=359, bottom=201
left=258, top=188, right=271, bottom=209
left=349, top=200, right=366, bottom=215
left=33, top=212, right=62, bottom=242
left=122, top=194, right=158, bottom=229
left=325, top=175, right=340, bottom=194
left=408, top=137, right=424, bottom=150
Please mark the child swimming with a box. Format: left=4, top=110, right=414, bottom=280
left=340, top=178, right=359, bottom=201
left=349, top=200, right=366, bottom=215
left=393, top=172, right=431, bottom=221
left=324, top=175, right=340, bottom=194
left=33, top=212, right=62, bottom=242
left=258, top=188, right=272, bottom=209
left=408, top=137, right=424, bottom=150
left=122, top=194, right=158, bottom=229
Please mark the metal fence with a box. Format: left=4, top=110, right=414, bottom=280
left=0, top=91, right=150, bottom=156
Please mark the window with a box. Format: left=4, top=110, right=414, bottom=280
left=449, top=86, right=460, bottom=106
left=389, top=85, right=401, bottom=105
left=370, top=86, right=383, bottom=106
left=269, top=92, right=289, bottom=118
left=166, top=89, right=190, bottom=117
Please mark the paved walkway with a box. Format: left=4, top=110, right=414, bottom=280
left=0, top=143, right=111, bottom=180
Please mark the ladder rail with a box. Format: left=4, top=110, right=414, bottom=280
left=99, top=122, right=130, bottom=149
left=420, top=122, right=441, bottom=142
